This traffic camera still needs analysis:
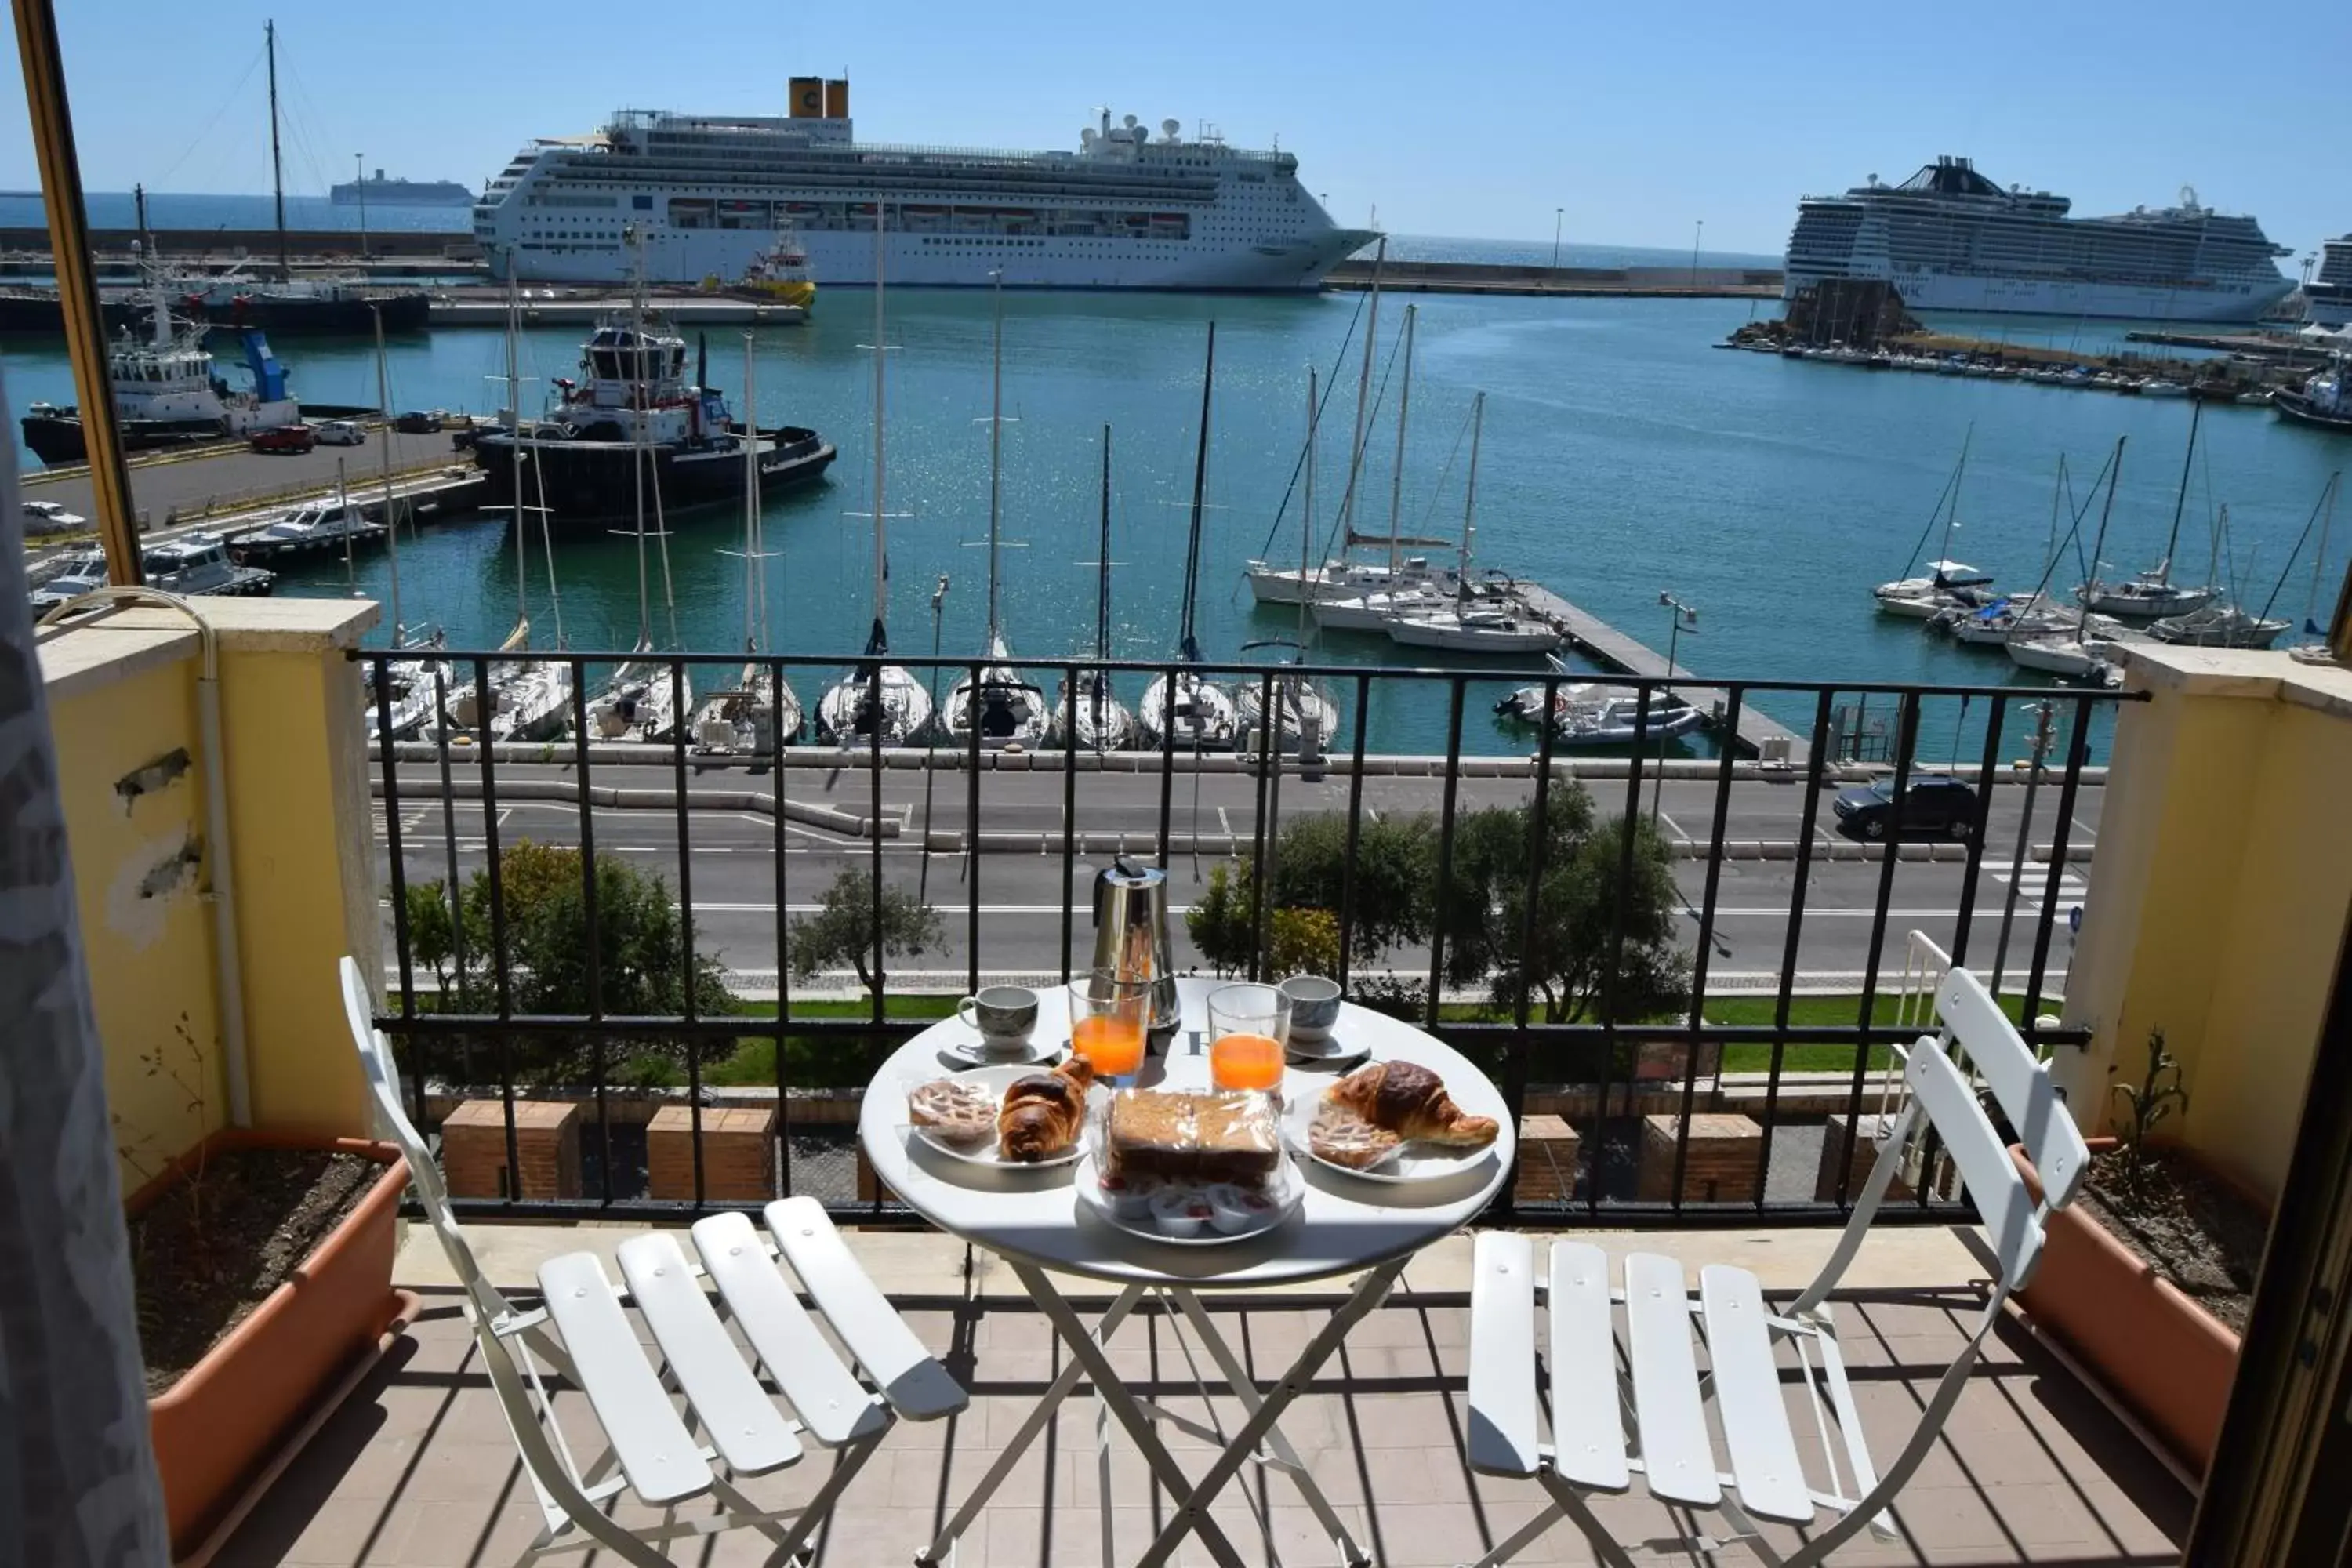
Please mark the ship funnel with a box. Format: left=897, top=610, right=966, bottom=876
left=825, top=78, right=849, bottom=118
left=789, top=76, right=823, bottom=118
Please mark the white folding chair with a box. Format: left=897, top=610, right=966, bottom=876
left=1462, top=966, right=2089, bottom=1567
left=339, top=957, right=967, bottom=1566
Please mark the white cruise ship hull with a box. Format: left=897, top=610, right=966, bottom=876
left=1785, top=266, right=2291, bottom=324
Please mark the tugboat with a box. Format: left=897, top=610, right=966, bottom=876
left=2274, top=354, right=2352, bottom=435
left=19, top=271, right=303, bottom=466
left=470, top=237, right=835, bottom=530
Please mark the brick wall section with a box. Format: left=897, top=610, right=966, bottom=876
left=441, top=1099, right=581, bottom=1200
left=648, top=1105, right=778, bottom=1203
left=1513, top=1115, right=1582, bottom=1205
left=1637, top=1112, right=1762, bottom=1203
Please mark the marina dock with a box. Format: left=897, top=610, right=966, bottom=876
left=1516, top=582, right=1811, bottom=764
left=426, top=290, right=807, bottom=327
left=1325, top=260, right=1782, bottom=299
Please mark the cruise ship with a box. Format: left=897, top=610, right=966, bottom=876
left=473, top=76, right=1374, bottom=289
left=2306, top=234, right=2352, bottom=328
left=1783, top=157, right=2293, bottom=323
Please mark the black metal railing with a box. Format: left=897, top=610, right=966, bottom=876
left=363, top=647, right=2136, bottom=1225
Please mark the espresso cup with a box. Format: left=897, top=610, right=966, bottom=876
left=956, top=985, right=1040, bottom=1050
left=1279, top=975, right=1343, bottom=1042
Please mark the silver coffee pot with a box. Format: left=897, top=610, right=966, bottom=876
left=1090, top=855, right=1181, bottom=1034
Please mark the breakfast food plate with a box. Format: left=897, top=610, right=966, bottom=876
left=1280, top=1062, right=1502, bottom=1185
left=905, top=1062, right=1091, bottom=1169
left=1073, top=1150, right=1301, bottom=1246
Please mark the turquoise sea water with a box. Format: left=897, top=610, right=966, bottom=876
left=9, top=289, right=2343, bottom=758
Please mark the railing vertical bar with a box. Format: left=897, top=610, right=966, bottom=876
left=2023, top=696, right=2094, bottom=1040
left=965, top=663, right=983, bottom=997
left=1246, top=672, right=1277, bottom=983
left=1669, top=688, right=1743, bottom=1216
left=1756, top=690, right=1837, bottom=1210
left=867, top=663, right=886, bottom=1030
left=771, top=657, right=792, bottom=1202
left=1059, top=668, right=1079, bottom=983
left=1595, top=685, right=1652, bottom=1215
left=1425, top=677, right=1468, bottom=1034
left=471, top=656, right=521, bottom=1192
left=1334, top=673, right=1371, bottom=991
left=1947, top=695, right=2009, bottom=970
left=1835, top=691, right=1919, bottom=1210
left=567, top=657, right=613, bottom=1205
left=1506, top=676, right=1561, bottom=1218
left=375, top=655, right=416, bottom=1018
left=1155, top=670, right=1177, bottom=867
left=670, top=661, right=704, bottom=1208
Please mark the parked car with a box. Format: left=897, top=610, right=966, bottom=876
left=22, top=499, right=86, bottom=534
left=391, top=410, right=441, bottom=434
left=1832, top=774, right=1982, bottom=841
left=315, top=419, right=365, bottom=446
left=249, top=423, right=316, bottom=455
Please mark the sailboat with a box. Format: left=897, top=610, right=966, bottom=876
left=1234, top=367, right=1342, bottom=753
left=446, top=274, right=572, bottom=742
left=1051, top=424, right=1135, bottom=751
left=2009, top=437, right=2141, bottom=682
left=589, top=230, right=691, bottom=743
left=1315, top=302, right=1465, bottom=632
left=2078, top=400, right=2219, bottom=619
left=2287, top=472, right=2343, bottom=656
left=1138, top=323, right=1239, bottom=751
left=942, top=274, right=1050, bottom=750
left=695, top=332, right=802, bottom=751
left=817, top=208, right=931, bottom=746
left=1875, top=429, right=1995, bottom=617
left=363, top=303, right=447, bottom=743
left=1387, top=394, right=1558, bottom=654
left=2147, top=500, right=2302, bottom=649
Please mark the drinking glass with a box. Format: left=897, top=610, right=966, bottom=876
left=1207, top=982, right=1291, bottom=1091
left=1066, top=970, right=1151, bottom=1083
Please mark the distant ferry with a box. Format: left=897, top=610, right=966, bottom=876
left=333, top=169, right=472, bottom=206
left=2307, top=234, right=2352, bottom=328
left=472, top=74, right=1374, bottom=289
left=1784, top=156, right=2293, bottom=323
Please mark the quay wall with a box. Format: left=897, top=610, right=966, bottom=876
left=1326, top=260, right=1783, bottom=299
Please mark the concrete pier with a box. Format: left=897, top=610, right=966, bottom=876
left=426, top=290, right=806, bottom=327
left=1514, top=582, right=1812, bottom=763
left=1325, top=260, right=1783, bottom=300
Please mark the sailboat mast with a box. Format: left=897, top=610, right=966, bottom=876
left=1298, top=365, right=1316, bottom=647
left=1097, top=425, right=1113, bottom=663
left=265, top=20, right=287, bottom=281
left=504, top=267, right=527, bottom=634
left=630, top=231, right=650, bottom=647
left=986, top=268, right=1004, bottom=646
left=1936, top=426, right=1972, bottom=570
left=742, top=332, right=760, bottom=654
left=1179, top=321, right=1217, bottom=652
left=1339, top=236, right=1385, bottom=547
left=2081, top=436, right=2127, bottom=642
left=2161, top=398, right=2203, bottom=583
left=371, top=306, right=401, bottom=640
left=871, top=204, right=887, bottom=644
left=2309, top=473, right=2341, bottom=633
left=1460, top=393, right=1485, bottom=594
left=1386, top=303, right=1416, bottom=575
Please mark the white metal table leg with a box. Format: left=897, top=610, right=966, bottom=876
left=1133, top=1258, right=1408, bottom=1568
left=1009, top=1262, right=1252, bottom=1568
left=915, top=1283, right=1149, bottom=1568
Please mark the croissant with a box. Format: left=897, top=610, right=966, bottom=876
left=1325, top=1061, right=1499, bottom=1149
left=998, top=1057, right=1095, bottom=1162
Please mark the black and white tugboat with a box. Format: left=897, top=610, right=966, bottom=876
left=2274, top=354, right=2352, bottom=435
left=470, top=234, right=835, bottom=531
left=20, top=270, right=303, bottom=466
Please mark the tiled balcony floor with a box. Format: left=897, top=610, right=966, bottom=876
left=214, top=1229, right=2189, bottom=1567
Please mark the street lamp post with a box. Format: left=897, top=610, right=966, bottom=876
left=1552, top=207, right=1563, bottom=274
left=1690, top=219, right=1704, bottom=290
left=1653, top=592, right=1698, bottom=825
left=354, top=153, right=368, bottom=260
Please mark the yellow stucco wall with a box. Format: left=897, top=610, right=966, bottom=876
left=2063, top=648, right=2352, bottom=1204
left=45, top=644, right=223, bottom=1192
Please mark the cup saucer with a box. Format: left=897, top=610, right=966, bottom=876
left=941, top=1035, right=1060, bottom=1069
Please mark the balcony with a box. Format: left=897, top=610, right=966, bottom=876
left=29, top=601, right=2352, bottom=1566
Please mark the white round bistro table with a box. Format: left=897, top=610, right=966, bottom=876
left=862, top=978, right=1515, bottom=1568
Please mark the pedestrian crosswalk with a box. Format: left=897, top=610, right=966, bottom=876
left=1987, top=866, right=2089, bottom=907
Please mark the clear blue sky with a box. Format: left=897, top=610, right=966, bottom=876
left=5, top=1, right=2347, bottom=260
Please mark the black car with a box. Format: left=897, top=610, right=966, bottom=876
left=1831, top=774, right=1981, bottom=841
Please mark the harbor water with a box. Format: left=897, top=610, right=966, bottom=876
left=9, top=290, right=2343, bottom=759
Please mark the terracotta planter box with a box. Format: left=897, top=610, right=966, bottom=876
left=129, top=1131, right=411, bottom=1559
left=2011, top=1138, right=2241, bottom=1479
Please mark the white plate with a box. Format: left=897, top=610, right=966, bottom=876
left=1280, top=1091, right=1497, bottom=1185
left=938, top=1034, right=1061, bottom=1069
left=1071, top=1151, right=1301, bottom=1246
left=906, top=1063, right=1087, bottom=1169
left=1284, top=1029, right=1370, bottom=1069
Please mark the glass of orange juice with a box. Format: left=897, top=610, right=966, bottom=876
left=1207, top=983, right=1291, bottom=1091
left=1066, top=971, right=1151, bottom=1082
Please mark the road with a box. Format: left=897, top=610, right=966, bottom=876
left=376, top=759, right=2097, bottom=996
